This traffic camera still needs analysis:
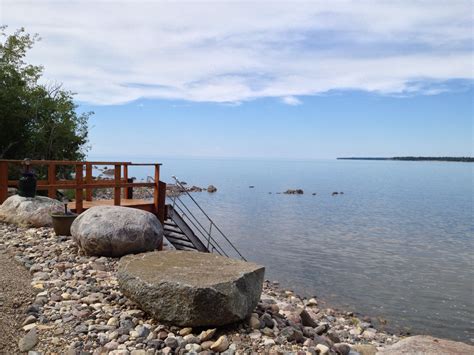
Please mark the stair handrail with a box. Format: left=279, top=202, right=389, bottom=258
left=170, top=176, right=247, bottom=261
left=171, top=202, right=229, bottom=256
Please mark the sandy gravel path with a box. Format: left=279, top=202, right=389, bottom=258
left=0, top=247, right=36, bottom=354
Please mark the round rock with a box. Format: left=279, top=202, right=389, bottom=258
left=117, top=251, right=265, bottom=327
left=71, top=206, right=163, bottom=257
left=0, top=195, right=63, bottom=227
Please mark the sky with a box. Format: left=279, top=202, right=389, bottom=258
left=1, top=0, right=473, bottom=159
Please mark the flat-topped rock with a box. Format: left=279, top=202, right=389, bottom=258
left=117, top=251, right=265, bottom=327
left=71, top=206, right=163, bottom=257
left=0, top=195, right=63, bottom=227
left=376, top=335, right=474, bottom=354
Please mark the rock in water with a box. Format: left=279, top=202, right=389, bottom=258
left=0, top=195, right=63, bottom=227
left=117, top=251, right=265, bottom=326
left=377, top=335, right=474, bottom=354
left=207, top=185, right=217, bottom=193
left=71, top=206, right=163, bottom=257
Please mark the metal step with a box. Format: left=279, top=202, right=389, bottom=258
left=165, top=206, right=209, bottom=252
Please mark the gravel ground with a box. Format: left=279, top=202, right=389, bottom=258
left=0, top=247, right=37, bottom=354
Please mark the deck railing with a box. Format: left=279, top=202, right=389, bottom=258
left=0, top=159, right=166, bottom=222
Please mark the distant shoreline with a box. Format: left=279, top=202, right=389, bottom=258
left=337, top=156, right=474, bottom=162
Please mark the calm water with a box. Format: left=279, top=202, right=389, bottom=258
left=95, top=157, right=474, bottom=343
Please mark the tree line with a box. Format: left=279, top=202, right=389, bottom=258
left=0, top=27, right=91, bottom=164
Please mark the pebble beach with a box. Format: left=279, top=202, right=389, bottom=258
left=0, top=221, right=400, bottom=354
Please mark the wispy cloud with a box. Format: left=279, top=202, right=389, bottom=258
left=2, top=0, right=473, bottom=105
left=282, top=96, right=302, bottom=106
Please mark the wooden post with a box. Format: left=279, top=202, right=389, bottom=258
left=122, top=164, right=128, bottom=199
left=114, top=164, right=121, bottom=206
left=85, top=163, right=93, bottom=201
left=157, top=181, right=166, bottom=223
left=48, top=163, right=56, bottom=198
left=75, top=164, right=83, bottom=213
left=153, top=164, right=160, bottom=216
left=0, top=162, right=8, bottom=204
left=157, top=180, right=166, bottom=251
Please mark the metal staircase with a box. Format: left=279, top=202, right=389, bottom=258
left=163, top=176, right=246, bottom=261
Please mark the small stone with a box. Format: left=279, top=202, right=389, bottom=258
left=280, top=326, right=304, bottom=342
left=107, top=317, right=119, bottom=326
left=23, top=323, right=36, bottom=331
left=179, top=327, right=193, bottom=336
left=249, top=332, right=261, bottom=340
left=183, top=334, right=200, bottom=344
left=108, top=331, right=119, bottom=341
left=201, top=341, right=214, bottom=350
left=185, top=343, right=202, bottom=352
left=314, top=323, right=329, bottom=335
left=22, top=315, right=37, bottom=326
left=249, top=315, right=261, bottom=329
left=18, top=328, right=38, bottom=352
left=316, top=344, right=330, bottom=355
left=105, top=341, right=119, bottom=351
left=307, top=298, right=318, bottom=306
left=135, top=324, right=150, bottom=338
left=75, top=324, right=88, bottom=333
left=333, top=343, right=351, bottom=355
left=158, top=331, right=168, bottom=340
left=261, top=313, right=274, bottom=328
left=264, top=338, right=275, bottom=346
left=210, top=335, right=229, bottom=352
left=299, top=309, right=317, bottom=327
left=164, top=336, right=178, bottom=349
left=199, top=328, right=216, bottom=342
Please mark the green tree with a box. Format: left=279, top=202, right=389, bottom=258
left=0, top=26, right=91, bottom=162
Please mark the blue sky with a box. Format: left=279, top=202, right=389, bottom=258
left=2, top=1, right=473, bottom=158
left=81, top=85, right=473, bottom=159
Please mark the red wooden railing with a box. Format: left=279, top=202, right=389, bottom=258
left=0, top=159, right=166, bottom=223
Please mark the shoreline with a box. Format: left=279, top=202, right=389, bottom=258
left=0, top=222, right=403, bottom=354
left=0, top=221, right=472, bottom=354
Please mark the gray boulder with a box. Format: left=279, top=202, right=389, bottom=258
left=376, top=335, right=474, bottom=354
left=0, top=195, right=63, bottom=227
left=117, top=251, right=265, bottom=326
left=71, top=206, right=163, bottom=257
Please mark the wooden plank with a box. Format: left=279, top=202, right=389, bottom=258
left=75, top=164, right=83, bottom=213
left=114, top=164, right=121, bottom=206
left=0, top=162, right=8, bottom=204
left=85, top=163, right=93, bottom=201
left=33, top=182, right=154, bottom=189
left=47, top=163, right=56, bottom=198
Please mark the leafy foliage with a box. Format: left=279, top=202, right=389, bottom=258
left=0, top=26, right=91, bottom=163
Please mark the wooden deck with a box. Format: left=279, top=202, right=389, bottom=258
left=0, top=159, right=167, bottom=223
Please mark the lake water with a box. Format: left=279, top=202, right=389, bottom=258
left=93, top=157, right=474, bottom=343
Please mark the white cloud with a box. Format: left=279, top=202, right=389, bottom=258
left=282, top=96, right=302, bottom=106
left=1, top=0, right=473, bottom=105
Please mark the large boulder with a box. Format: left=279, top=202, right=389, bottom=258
left=0, top=195, right=63, bottom=227
left=71, top=206, right=163, bottom=257
left=117, top=251, right=265, bottom=327
left=377, top=335, right=474, bottom=354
